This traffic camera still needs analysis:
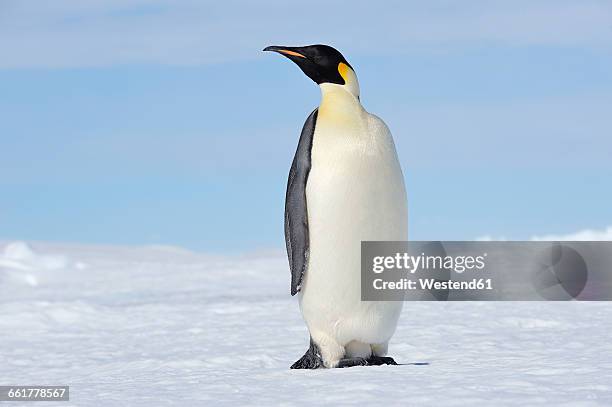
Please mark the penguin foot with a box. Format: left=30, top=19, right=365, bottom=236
left=290, top=339, right=324, bottom=369
left=290, top=353, right=323, bottom=369
left=337, top=357, right=368, bottom=368
left=336, top=356, right=398, bottom=368
left=366, top=355, right=398, bottom=366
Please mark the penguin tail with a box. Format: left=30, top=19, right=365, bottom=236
left=290, top=338, right=324, bottom=369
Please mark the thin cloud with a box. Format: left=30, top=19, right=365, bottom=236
left=475, top=235, right=508, bottom=241
left=530, top=226, right=612, bottom=241
left=477, top=226, right=612, bottom=241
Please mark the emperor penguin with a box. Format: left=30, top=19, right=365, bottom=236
left=264, top=44, right=408, bottom=369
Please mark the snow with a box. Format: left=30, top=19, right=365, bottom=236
left=1, top=241, right=611, bottom=406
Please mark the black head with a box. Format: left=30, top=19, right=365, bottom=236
left=263, top=44, right=353, bottom=85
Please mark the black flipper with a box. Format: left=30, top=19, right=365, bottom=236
left=290, top=338, right=323, bottom=369
left=285, top=109, right=318, bottom=296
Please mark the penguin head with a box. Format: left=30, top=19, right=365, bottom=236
left=263, top=44, right=360, bottom=97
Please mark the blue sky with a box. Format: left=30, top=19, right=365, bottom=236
left=1, top=1, right=611, bottom=252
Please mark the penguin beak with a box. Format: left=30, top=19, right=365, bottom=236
left=263, top=45, right=323, bottom=85
left=263, top=46, right=307, bottom=59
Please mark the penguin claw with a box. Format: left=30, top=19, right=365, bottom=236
left=290, top=340, right=324, bottom=369
left=337, top=355, right=398, bottom=368
left=337, top=357, right=369, bottom=368
left=366, top=355, right=398, bottom=366
left=290, top=355, right=323, bottom=369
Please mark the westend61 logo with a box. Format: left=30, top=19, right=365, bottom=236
left=361, top=241, right=612, bottom=301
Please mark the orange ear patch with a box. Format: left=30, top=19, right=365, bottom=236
left=278, top=50, right=306, bottom=58
left=338, top=62, right=351, bottom=82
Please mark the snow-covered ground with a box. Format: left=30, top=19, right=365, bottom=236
left=1, top=240, right=611, bottom=406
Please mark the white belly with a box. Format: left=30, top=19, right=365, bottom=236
left=299, top=104, right=408, bottom=347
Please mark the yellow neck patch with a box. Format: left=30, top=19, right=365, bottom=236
left=338, top=62, right=351, bottom=84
